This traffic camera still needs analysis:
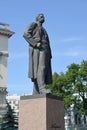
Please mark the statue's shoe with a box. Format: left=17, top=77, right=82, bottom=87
left=40, top=88, right=51, bottom=94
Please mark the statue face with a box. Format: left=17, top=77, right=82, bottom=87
left=38, top=14, right=45, bottom=23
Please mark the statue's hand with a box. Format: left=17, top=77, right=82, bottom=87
left=37, top=43, right=41, bottom=48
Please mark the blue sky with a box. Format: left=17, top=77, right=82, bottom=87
left=0, top=0, right=87, bottom=95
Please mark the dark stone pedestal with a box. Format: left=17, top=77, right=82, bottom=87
left=19, top=94, right=64, bottom=130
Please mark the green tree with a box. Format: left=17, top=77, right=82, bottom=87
left=66, top=60, right=87, bottom=123
left=48, top=60, right=87, bottom=121
left=48, top=71, right=74, bottom=107
left=1, top=102, right=18, bottom=130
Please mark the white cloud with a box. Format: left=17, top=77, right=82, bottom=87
left=8, top=52, right=28, bottom=60
left=7, top=83, right=33, bottom=95
left=64, top=51, right=79, bottom=57
left=53, top=48, right=81, bottom=57
left=60, top=37, right=82, bottom=42
left=53, top=51, right=79, bottom=57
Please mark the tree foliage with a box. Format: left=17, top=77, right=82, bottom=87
left=1, top=102, right=18, bottom=130
left=48, top=60, right=87, bottom=115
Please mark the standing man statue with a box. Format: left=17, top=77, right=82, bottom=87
left=23, top=13, right=52, bottom=94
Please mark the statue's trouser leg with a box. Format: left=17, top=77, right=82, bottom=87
left=37, top=51, right=47, bottom=90
left=33, top=79, right=40, bottom=94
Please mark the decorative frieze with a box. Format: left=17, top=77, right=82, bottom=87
left=0, top=51, right=8, bottom=57
left=0, top=87, right=7, bottom=94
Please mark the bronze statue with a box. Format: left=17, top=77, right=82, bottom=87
left=23, top=13, right=52, bottom=94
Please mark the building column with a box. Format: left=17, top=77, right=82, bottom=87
left=0, top=22, right=14, bottom=115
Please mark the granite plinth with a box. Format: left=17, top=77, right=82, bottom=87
left=19, top=94, right=64, bottom=130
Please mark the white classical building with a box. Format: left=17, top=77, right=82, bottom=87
left=0, top=22, right=14, bottom=116
left=6, top=94, right=20, bottom=116
left=64, top=93, right=87, bottom=130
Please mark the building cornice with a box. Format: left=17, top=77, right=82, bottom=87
left=0, top=22, right=14, bottom=38
left=0, top=28, right=14, bottom=38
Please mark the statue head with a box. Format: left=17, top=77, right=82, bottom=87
left=36, top=13, right=45, bottom=24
